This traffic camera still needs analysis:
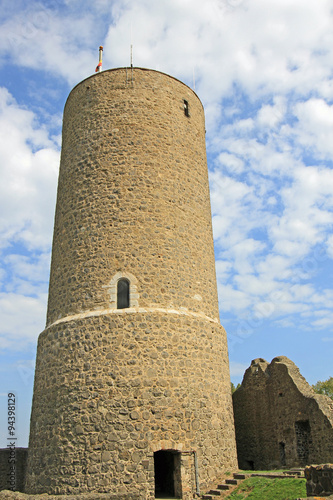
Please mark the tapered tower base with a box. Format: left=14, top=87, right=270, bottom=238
left=26, top=312, right=236, bottom=497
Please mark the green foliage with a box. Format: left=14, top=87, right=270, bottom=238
left=231, top=382, right=241, bottom=393
left=226, top=476, right=306, bottom=500
left=312, top=376, right=333, bottom=400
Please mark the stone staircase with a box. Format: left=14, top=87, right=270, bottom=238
left=201, top=473, right=249, bottom=499
left=201, top=469, right=305, bottom=499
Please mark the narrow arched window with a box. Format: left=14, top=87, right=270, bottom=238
left=117, top=278, right=130, bottom=309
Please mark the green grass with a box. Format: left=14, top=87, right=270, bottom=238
left=225, top=476, right=307, bottom=500
left=240, top=470, right=285, bottom=474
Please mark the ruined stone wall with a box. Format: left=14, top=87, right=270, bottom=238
left=233, top=356, right=333, bottom=470
left=305, top=464, right=333, bottom=497
left=25, top=68, right=237, bottom=498
left=0, top=448, right=28, bottom=492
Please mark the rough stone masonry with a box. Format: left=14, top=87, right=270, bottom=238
left=233, top=356, right=333, bottom=470
left=23, top=68, right=238, bottom=499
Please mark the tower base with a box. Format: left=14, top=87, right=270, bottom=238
left=25, top=310, right=237, bottom=498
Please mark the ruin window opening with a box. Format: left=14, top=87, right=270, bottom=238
left=117, top=278, right=130, bottom=309
left=154, top=450, right=181, bottom=498
left=244, top=459, right=254, bottom=470
left=279, top=442, right=286, bottom=466
left=184, top=100, right=189, bottom=117
left=295, top=420, right=311, bottom=464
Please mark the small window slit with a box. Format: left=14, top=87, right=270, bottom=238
left=184, top=99, right=189, bottom=117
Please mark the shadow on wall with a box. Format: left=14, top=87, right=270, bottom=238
left=0, top=448, right=28, bottom=492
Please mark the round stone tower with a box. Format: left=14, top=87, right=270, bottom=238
left=25, top=68, right=237, bottom=499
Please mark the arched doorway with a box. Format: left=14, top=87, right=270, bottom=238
left=154, top=450, right=181, bottom=498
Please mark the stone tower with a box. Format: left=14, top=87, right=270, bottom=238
left=25, top=68, right=237, bottom=499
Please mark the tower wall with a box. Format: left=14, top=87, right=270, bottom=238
left=25, top=68, right=237, bottom=498
left=46, top=68, right=219, bottom=326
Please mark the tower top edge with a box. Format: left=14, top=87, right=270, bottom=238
left=68, top=67, right=203, bottom=109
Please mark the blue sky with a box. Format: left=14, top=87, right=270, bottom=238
left=1, top=0, right=333, bottom=447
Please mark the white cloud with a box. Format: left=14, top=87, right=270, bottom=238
left=312, top=318, right=333, bottom=328
left=216, top=153, right=245, bottom=174
left=100, top=0, right=333, bottom=114
left=0, top=292, right=46, bottom=351
left=210, top=170, right=260, bottom=246
left=0, top=6, right=96, bottom=84
left=326, top=235, right=333, bottom=259
left=234, top=273, right=277, bottom=297
left=0, top=89, right=56, bottom=352
left=270, top=166, right=333, bottom=258
left=256, top=255, right=291, bottom=281
left=3, top=253, right=50, bottom=284
left=292, top=99, right=333, bottom=158
left=0, top=88, right=59, bottom=251
left=218, top=283, right=252, bottom=312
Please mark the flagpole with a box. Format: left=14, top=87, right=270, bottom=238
left=95, top=46, right=103, bottom=73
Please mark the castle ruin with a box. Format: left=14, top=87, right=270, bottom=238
left=233, top=356, right=333, bottom=470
